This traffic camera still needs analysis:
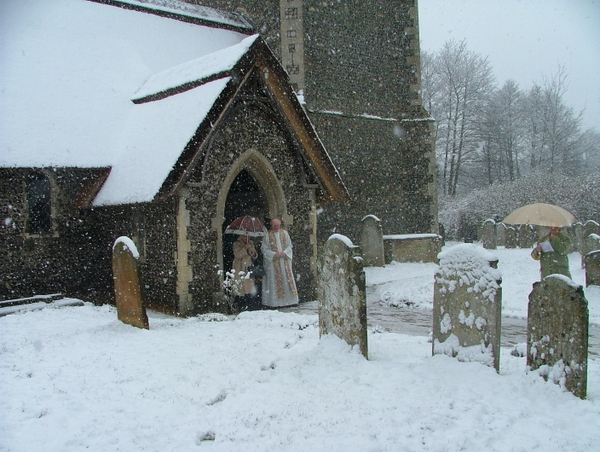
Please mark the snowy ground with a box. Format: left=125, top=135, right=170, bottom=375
left=1, top=244, right=599, bottom=451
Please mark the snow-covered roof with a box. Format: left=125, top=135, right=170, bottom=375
left=106, top=0, right=254, bottom=32
left=0, top=0, right=254, bottom=205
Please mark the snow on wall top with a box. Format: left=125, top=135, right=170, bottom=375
left=0, top=0, right=249, bottom=205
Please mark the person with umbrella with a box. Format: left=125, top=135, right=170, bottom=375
left=225, top=216, right=266, bottom=311
left=232, top=234, right=259, bottom=310
left=503, top=203, right=575, bottom=280
left=531, top=226, right=572, bottom=279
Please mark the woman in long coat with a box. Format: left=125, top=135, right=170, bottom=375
left=531, top=226, right=572, bottom=279
left=232, top=235, right=258, bottom=299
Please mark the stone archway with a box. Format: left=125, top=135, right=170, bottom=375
left=214, top=150, right=291, bottom=277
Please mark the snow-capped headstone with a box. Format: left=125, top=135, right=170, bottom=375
left=570, top=222, right=583, bottom=254
left=112, top=237, right=149, bottom=330
left=585, top=250, right=600, bottom=287
left=496, top=223, right=507, bottom=247
left=518, top=224, right=537, bottom=249
left=504, top=226, right=517, bottom=249
left=318, top=234, right=368, bottom=359
left=527, top=276, right=588, bottom=399
left=360, top=215, right=385, bottom=267
left=480, top=219, right=497, bottom=250
left=433, top=244, right=502, bottom=372
left=581, top=221, right=600, bottom=263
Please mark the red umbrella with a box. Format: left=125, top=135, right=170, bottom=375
left=225, top=216, right=267, bottom=237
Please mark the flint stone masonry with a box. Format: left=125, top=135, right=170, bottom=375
left=112, top=237, right=149, bottom=329
left=383, top=233, right=442, bottom=264
left=527, top=275, right=588, bottom=399
left=504, top=226, right=517, bottom=249
left=433, top=244, right=502, bottom=372
left=318, top=234, right=368, bottom=359
left=585, top=250, right=600, bottom=287
left=480, top=219, right=497, bottom=250
left=360, top=215, right=385, bottom=267
left=518, top=224, right=537, bottom=249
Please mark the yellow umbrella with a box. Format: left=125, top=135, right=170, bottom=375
left=503, top=203, right=577, bottom=227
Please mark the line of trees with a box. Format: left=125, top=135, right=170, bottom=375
left=422, top=40, right=600, bottom=198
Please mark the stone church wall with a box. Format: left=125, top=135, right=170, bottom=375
left=183, top=98, right=316, bottom=313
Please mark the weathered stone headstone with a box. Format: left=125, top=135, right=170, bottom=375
left=432, top=244, right=502, bottom=371
left=112, top=236, right=149, bottom=329
left=504, top=226, right=517, bottom=249
left=480, top=219, right=497, bottom=250
left=318, top=234, right=368, bottom=358
left=571, top=222, right=583, bottom=254
left=527, top=276, right=588, bottom=399
left=360, top=215, right=385, bottom=267
left=496, top=223, right=507, bottom=247
left=518, top=224, right=537, bottom=249
left=582, top=233, right=600, bottom=268
left=585, top=250, right=600, bottom=287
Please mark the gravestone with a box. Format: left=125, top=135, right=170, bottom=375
left=582, top=222, right=600, bottom=256
left=518, top=224, right=537, bottom=249
left=527, top=276, right=588, bottom=399
left=585, top=250, right=600, bottom=287
left=570, top=222, right=583, bottom=254
left=582, top=233, right=600, bottom=268
left=480, top=219, right=497, bottom=250
left=112, top=236, right=149, bottom=329
left=496, top=223, right=507, bottom=247
left=360, top=215, right=385, bottom=267
left=504, top=226, right=517, bottom=249
left=318, top=234, right=368, bottom=358
left=432, top=244, right=502, bottom=371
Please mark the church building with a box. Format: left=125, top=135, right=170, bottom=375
left=0, top=0, right=436, bottom=314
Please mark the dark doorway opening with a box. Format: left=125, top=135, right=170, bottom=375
left=223, top=170, right=268, bottom=306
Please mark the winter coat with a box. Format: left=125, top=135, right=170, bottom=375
left=232, top=238, right=258, bottom=296
left=531, top=231, right=572, bottom=279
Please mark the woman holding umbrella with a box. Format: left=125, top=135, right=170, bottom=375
left=232, top=234, right=259, bottom=309
left=503, top=203, right=575, bottom=280
left=531, top=226, right=572, bottom=279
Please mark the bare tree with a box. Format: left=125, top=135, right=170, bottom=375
left=422, top=40, right=495, bottom=196
left=523, top=67, right=583, bottom=174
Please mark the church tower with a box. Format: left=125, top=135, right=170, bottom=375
left=190, top=0, right=438, bottom=241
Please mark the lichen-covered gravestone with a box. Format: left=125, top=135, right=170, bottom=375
left=112, top=236, right=149, bottom=329
left=527, top=276, right=588, bottom=398
left=496, top=223, right=507, bottom=247
left=585, top=250, right=600, bottom=287
left=571, top=222, right=583, bottom=254
left=504, top=226, right=517, bottom=249
left=433, top=244, right=502, bottom=371
left=480, top=219, right=497, bottom=250
left=360, top=215, right=385, bottom=267
left=518, top=224, right=536, bottom=249
left=318, top=234, right=368, bottom=358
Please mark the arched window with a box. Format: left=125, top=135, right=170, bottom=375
left=27, top=172, right=52, bottom=234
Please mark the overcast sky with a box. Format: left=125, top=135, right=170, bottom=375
left=418, top=0, right=600, bottom=130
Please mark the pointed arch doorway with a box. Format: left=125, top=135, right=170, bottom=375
left=222, top=169, right=268, bottom=275
left=216, top=150, right=290, bottom=305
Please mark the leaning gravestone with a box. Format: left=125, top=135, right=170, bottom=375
left=112, top=236, right=149, bottom=329
left=585, top=250, right=600, bottom=287
left=480, top=219, right=497, bottom=250
left=527, top=276, right=588, bottom=399
left=318, top=234, right=368, bottom=358
left=504, top=226, right=517, bottom=249
left=433, top=244, right=502, bottom=372
left=360, top=215, right=385, bottom=267
left=518, top=224, right=537, bottom=249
